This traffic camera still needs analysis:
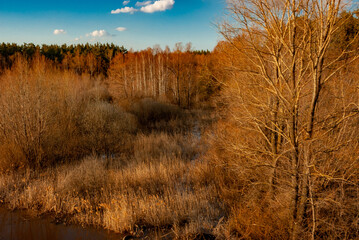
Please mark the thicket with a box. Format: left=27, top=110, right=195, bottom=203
left=0, top=54, right=137, bottom=171
left=208, top=1, right=359, bottom=239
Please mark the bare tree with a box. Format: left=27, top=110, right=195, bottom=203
left=215, top=0, right=359, bottom=238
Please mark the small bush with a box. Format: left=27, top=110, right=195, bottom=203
left=0, top=143, right=26, bottom=173
left=81, top=101, right=137, bottom=156
left=86, top=82, right=113, bottom=102
left=130, top=98, right=182, bottom=126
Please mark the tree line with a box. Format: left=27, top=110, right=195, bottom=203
left=0, top=42, right=218, bottom=108
left=0, top=43, right=126, bottom=77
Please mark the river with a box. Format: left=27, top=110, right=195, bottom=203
left=0, top=208, right=123, bottom=240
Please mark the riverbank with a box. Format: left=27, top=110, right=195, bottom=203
left=0, top=105, right=225, bottom=239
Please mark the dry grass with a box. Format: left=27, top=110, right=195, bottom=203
left=0, top=95, right=224, bottom=239
left=0, top=55, right=226, bottom=239
left=132, top=132, right=199, bottom=163
left=0, top=133, right=223, bottom=238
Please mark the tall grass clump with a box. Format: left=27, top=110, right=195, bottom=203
left=57, top=156, right=109, bottom=197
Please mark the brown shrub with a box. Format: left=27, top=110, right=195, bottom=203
left=228, top=205, right=291, bottom=240
left=0, top=143, right=27, bottom=172
left=0, top=55, right=137, bottom=170
left=81, top=101, right=137, bottom=156
left=129, top=98, right=183, bottom=127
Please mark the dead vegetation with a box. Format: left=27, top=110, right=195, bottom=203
left=0, top=54, right=224, bottom=239
left=208, top=0, right=359, bottom=239
left=0, top=133, right=223, bottom=239
left=1, top=2, right=359, bottom=239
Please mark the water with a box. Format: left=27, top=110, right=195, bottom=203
left=0, top=208, right=122, bottom=240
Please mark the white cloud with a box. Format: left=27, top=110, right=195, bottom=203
left=111, top=0, right=174, bottom=14
left=88, top=30, right=110, bottom=38
left=116, top=27, right=127, bottom=32
left=140, top=0, right=174, bottom=13
left=123, top=0, right=130, bottom=5
left=111, top=6, right=138, bottom=14
left=53, top=29, right=66, bottom=35
left=135, top=1, right=152, bottom=7
left=74, top=37, right=80, bottom=41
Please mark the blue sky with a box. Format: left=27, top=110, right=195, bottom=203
left=0, top=0, right=225, bottom=50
